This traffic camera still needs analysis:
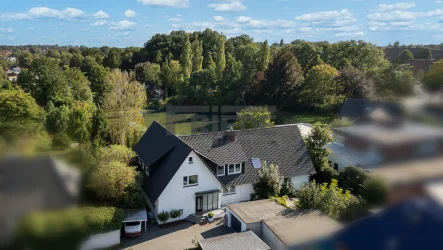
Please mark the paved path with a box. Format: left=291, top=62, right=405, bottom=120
left=122, top=219, right=234, bottom=250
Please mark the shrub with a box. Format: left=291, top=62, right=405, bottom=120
left=52, top=132, right=71, bottom=149
left=253, top=162, right=283, bottom=199
left=14, top=207, right=123, bottom=250
left=271, top=195, right=290, bottom=208
left=338, top=166, right=368, bottom=195
left=157, top=211, right=170, bottom=223
left=360, top=177, right=388, bottom=206
left=170, top=209, right=181, bottom=219
left=207, top=212, right=214, bottom=218
left=120, top=186, right=146, bottom=209
left=280, top=181, right=297, bottom=198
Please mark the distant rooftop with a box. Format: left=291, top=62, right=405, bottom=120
left=227, top=199, right=286, bottom=224
left=198, top=231, right=270, bottom=250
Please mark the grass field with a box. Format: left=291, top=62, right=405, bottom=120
left=276, top=111, right=334, bottom=125
left=143, top=111, right=218, bottom=135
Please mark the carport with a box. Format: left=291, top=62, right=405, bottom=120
left=123, top=209, right=148, bottom=232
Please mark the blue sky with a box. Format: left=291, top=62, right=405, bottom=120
left=0, top=0, right=443, bottom=47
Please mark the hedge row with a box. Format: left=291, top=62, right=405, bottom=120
left=14, top=207, right=123, bottom=250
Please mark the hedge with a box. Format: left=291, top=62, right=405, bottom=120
left=14, top=207, right=123, bottom=250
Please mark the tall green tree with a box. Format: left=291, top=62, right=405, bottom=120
left=233, top=106, right=274, bottom=130
left=90, top=105, right=109, bottom=146
left=191, top=34, right=203, bottom=72
left=68, top=101, right=94, bottom=143
left=423, top=59, right=443, bottom=93
left=253, top=162, right=283, bottom=199
left=257, top=40, right=270, bottom=72
left=215, top=35, right=226, bottom=80
left=336, top=66, right=375, bottom=99
left=46, top=103, right=71, bottom=134
left=396, top=49, right=414, bottom=64
left=134, top=62, right=162, bottom=87
left=417, top=48, right=432, bottom=59
left=161, top=59, right=182, bottom=96
left=180, top=34, right=193, bottom=78
left=64, top=67, right=93, bottom=103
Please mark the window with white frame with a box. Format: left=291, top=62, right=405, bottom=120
left=223, top=186, right=236, bottom=195
left=189, top=157, right=193, bottom=164
left=217, top=165, right=225, bottom=176
left=183, top=175, right=198, bottom=187
left=227, top=163, right=241, bottom=174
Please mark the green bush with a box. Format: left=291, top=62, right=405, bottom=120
left=170, top=209, right=181, bottom=219
left=270, top=195, right=290, bottom=208
left=280, top=181, right=297, bottom=198
left=360, top=177, right=388, bottom=206
left=157, top=211, right=170, bottom=223
left=207, top=212, right=214, bottom=218
left=338, top=166, right=368, bottom=195
left=52, top=132, right=72, bottom=149
left=14, top=207, right=123, bottom=250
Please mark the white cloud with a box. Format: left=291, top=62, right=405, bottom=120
left=91, top=20, right=108, bottom=26
left=295, top=9, right=353, bottom=21
left=377, top=2, right=416, bottom=11
left=247, top=19, right=295, bottom=28
left=236, top=16, right=252, bottom=22
left=0, top=7, right=87, bottom=20
left=437, top=0, right=442, bottom=4
left=93, top=10, right=109, bottom=19
left=125, top=9, right=137, bottom=18
left=168, top=17, right=184, bottom=22
left=109, top=20, right=137, bottom=30
left=222, top=27, right=243, bottom=34
left=0, top=27, right=13, bottom=33
left=336, top=31, right=364, bottom=37
left=137, top=0, right=190, bottom=8
left=367, top=9, right=443, bottom=21
left=213, top=16, right=226, bottom=22
left=208, top=1, right=247, bottom=12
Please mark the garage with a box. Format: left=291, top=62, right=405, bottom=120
left=122, top=209, right=148, bottom=237
left=231, top=213, right=242, bottom=232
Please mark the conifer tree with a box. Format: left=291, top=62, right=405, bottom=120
left=191, top=34, right=203, bottom=72
left=180, top=34, right=193, bottom=78
left=216, top=35, right=226, bottom=79
left=257, top=40, right=271, bottom=72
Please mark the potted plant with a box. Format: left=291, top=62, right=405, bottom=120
left=157, top=210, right=170, bottom=224
left=170, top=209, right=181, bottom=220
left=207, top=212, right=214, bottom=222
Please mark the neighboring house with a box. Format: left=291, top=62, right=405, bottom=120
left=8, top=56, right=17, bottom=63
left=226, top=200, right=341, bottom=250
left=133, top=121, right=315, bottom=223
left=409, top=59, right=435, bottom=73
left=325, top=121, right=443, bottom=172
left=1, top=50, right=12, bottom=57
left=198, top=231, right=270, bottom=250
left=12, top=66, right=21, bottom=74
left=0, top=156, right=81, bottom=247
left=339, top=98, right=403, bottom=122
left=334, top=197, right=443, bottom=250
left=7, top=73, right=18, bottom=82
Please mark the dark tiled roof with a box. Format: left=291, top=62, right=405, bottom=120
left=339, top=98, right=404, bottom=120
left=179, top=124, right=316, bottom=186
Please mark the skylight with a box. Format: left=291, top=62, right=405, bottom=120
left=251, top=158, right=262, bottom=169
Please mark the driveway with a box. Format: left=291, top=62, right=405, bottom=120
left=122, top=220, right=234, bottom=250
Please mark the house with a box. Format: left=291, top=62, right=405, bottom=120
left=198, top=231, right=271, bottom=250
left=133, top=121, right=315, bottom=223
left=8, top=56, right=17, bottom=63
left=1, top=50, right=12, bottom=57
left=334, top=197, right=443, bottom=250
left=339, top=98, right=404, bottom=122
left=226, top=200, right=341, bottom=250
left=7, top=73, right=18, bottom=82
left=325, top=121, right=443, bottom=172
left=409, top=59, right=435, bottom=73
left=0, top=156, right=81, bottom=247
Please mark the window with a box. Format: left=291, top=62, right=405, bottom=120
left=217, top=165, right=225, bottom=176
left=183, top=175, right=198, bottom=187
left=227, top=163, right=242, bottom=174
left=189, top=157, right=193, bottom=164
left=334, top=163, right=339, bottom=171
left=223, top=186, right=236, bottom=195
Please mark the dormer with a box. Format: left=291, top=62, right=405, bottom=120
left=212, top=130, right=237, bottom=148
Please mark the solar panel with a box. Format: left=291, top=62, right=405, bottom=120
left=251, top=158, right=262, bottom=169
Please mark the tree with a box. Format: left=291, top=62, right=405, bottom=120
left=180, top=34, right=193, bottom=78
left=102, top=48, right=122, bottom=69
left=215, top=35, right=226, bottom=80
left=257, top=40, right=271, bottom=72
left=103, top=70, right=146, bottom=146
left=18, top=51, right=34, bottom=68
left=96, top=144, right=135, bottom=165
left=304, top=123, right=337, bottom=183
left=417, top=48, right=432, bottom=59
left=46, top=104, right=71, bottom=134
left=336, top=65, right=375, bottom=99
left=0, top=88, right=45, bottom=139
left=279, top=39, right=284, bottom=47
left=64, top=67, right=93, bottom=103
left=263, top=48, right=304, bottom=107
left=396, top=49, right=414, bottom=64
left=89, top=64, right=110, bottom=105
left=375, top=64, right=414, bottom=97
left=69, top=53, right=84, bottom=68
left=191, top=34, right=203, bottom=72
left=88, top=161, right=137, bottom=201
left=233, top=106, right=274, bottom=130
left=301, top=64, right=343, bottom=110
left=293, top=42, right=320, bottom=73
left=161, top=59, right=182, bottom=96
left=297, top=179, right=361, bottom=220
left=134, top=62, right=162, bottom=87
left=17, top=57, right=73, bottom=107
left=360, top=177, right=388, bottom=206
left=423, top=59, right=443, bottom=93
left=253, top=162, right=283, bottom=199
left=68, top=101, right=94, bottom=143
left=338, top=166, right=369, bottom=195
left=90, top=105, right=109, bottom=146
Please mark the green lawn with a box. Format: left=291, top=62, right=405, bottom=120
left=143, top=111, right=215, bottom=135
left=276, top=111, right=334, bottom=125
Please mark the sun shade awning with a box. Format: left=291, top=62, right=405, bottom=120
left=195, top=189, right=222, bottom=195
left=122, top=209, right=148, bottom=222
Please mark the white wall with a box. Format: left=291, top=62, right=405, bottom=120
left=327, top=153, right=359, bottom=172
left=221, top=183, right=255, bottom=206
left=79, top=229, right=120, bottom=250
left=262, top=222, right=287, bottom=250
left=290, top=175, right=310, bottom=190
left=157, top=151, right=222, bottom=222
left=226, top=207, right=247, bottom=231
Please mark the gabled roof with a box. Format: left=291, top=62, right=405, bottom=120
left=179, top=124, right=315, bottom=186
left=133, top=121, right=224, bottom=202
